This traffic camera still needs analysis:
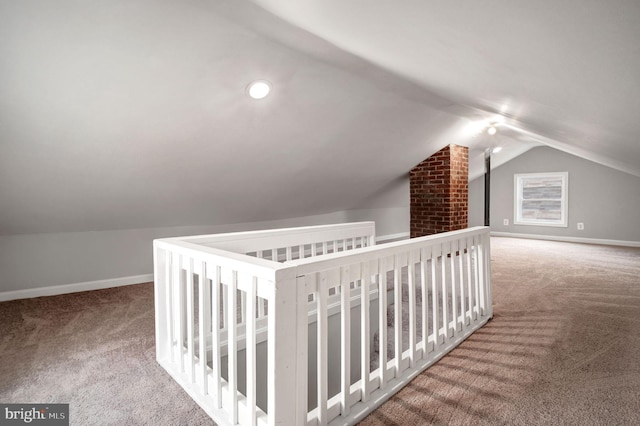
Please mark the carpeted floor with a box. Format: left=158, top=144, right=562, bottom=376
left=0, top=282, right=211, bottom=425
left=1, top=237, right=639, bottom=425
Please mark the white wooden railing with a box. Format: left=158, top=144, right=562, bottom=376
left=153, top=223, right=491, bottom=426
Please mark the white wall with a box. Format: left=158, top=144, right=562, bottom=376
left=468, top=176, right=485, bottom=227
left=345, top=207, right=409, bottom=239
left=345, top=174, right=410, bottom=239
left=0, top=208, right=411, bottom=298
left=469, top=146, right=640, bottom=243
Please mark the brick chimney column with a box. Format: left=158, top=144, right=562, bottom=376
left=410, top=144, right=469, bottom=237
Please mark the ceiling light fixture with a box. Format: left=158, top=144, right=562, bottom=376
left=492, top=146, right=502, bottom=153
left=247, top=80, right=271, bottom=100
left=487, top=125, right=497, bottom=135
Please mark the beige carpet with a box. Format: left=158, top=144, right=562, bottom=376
left=1, top=237, right=639, bottom=425
left=0, top=282, right=211, bottom=425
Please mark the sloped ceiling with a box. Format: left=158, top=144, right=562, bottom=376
left=1, top=1, right=638, bottom=235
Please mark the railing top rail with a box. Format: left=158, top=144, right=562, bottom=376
left=154, top=239, right=290, bottom=281
left=289, top=226, right=489, bottom=276
left=157, top=221, right=376, bottom=254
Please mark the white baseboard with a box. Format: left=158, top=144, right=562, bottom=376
left=0, top=274, right=154, bottom=302
left=490, top=232, right=640, bottom=248
left=377, top=232, right=410, bottom=243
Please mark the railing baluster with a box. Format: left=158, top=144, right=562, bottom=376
left=246, top=276, right=257, bottom=426
left=340, top=266, right=351, bottom=416
left=473, top=236, right=481, bottom=317
left=227, top=270, right=238, bottom=424
left=408, top=251, right=417, bottom=367
left=186, top=259, right=195, bottom=382
left=450, top=240, right=458, bottom=337
left=420, top=248, right=429, bottom=355
left=211, top=264, right=222, bottom=408
left=465, top=237, right=474, bottom=324
left=176, top=255, right=185, bottom=372
left=484, top=232, right=493, bottom=318
left=378, top=258, right=388, bottom=389
left=393, top=255, right=402, bottom=376
left=166, top=252, right=175, bottom=363
left=317, top=272, right=328, bottom=425
left=361, top=261, right=371, bottom=402
left=478, top=236, right=486, bottom=316
left=431, top=248, right=440, bottom=349
left=440, top=245, right=448, bottom=342
left=198, top=261, right=209, bottom=395
left=458, top=240, right=467, bottom=331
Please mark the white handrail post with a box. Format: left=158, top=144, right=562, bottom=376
left=268, top=267, right=302, bottom=426
left=317, top=272, right=329, bottom=423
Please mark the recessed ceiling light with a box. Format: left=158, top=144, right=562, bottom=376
left=487, top=125, right=497, bottom=135
left=492, top=146, right=502, bottom=153
left=247, top=80, right=271, bottom=100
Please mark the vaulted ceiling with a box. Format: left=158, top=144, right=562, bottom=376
left=2, top=1, right=638, bottom=235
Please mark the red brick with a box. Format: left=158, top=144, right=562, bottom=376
left=410, top=144, right=468, bottom=237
